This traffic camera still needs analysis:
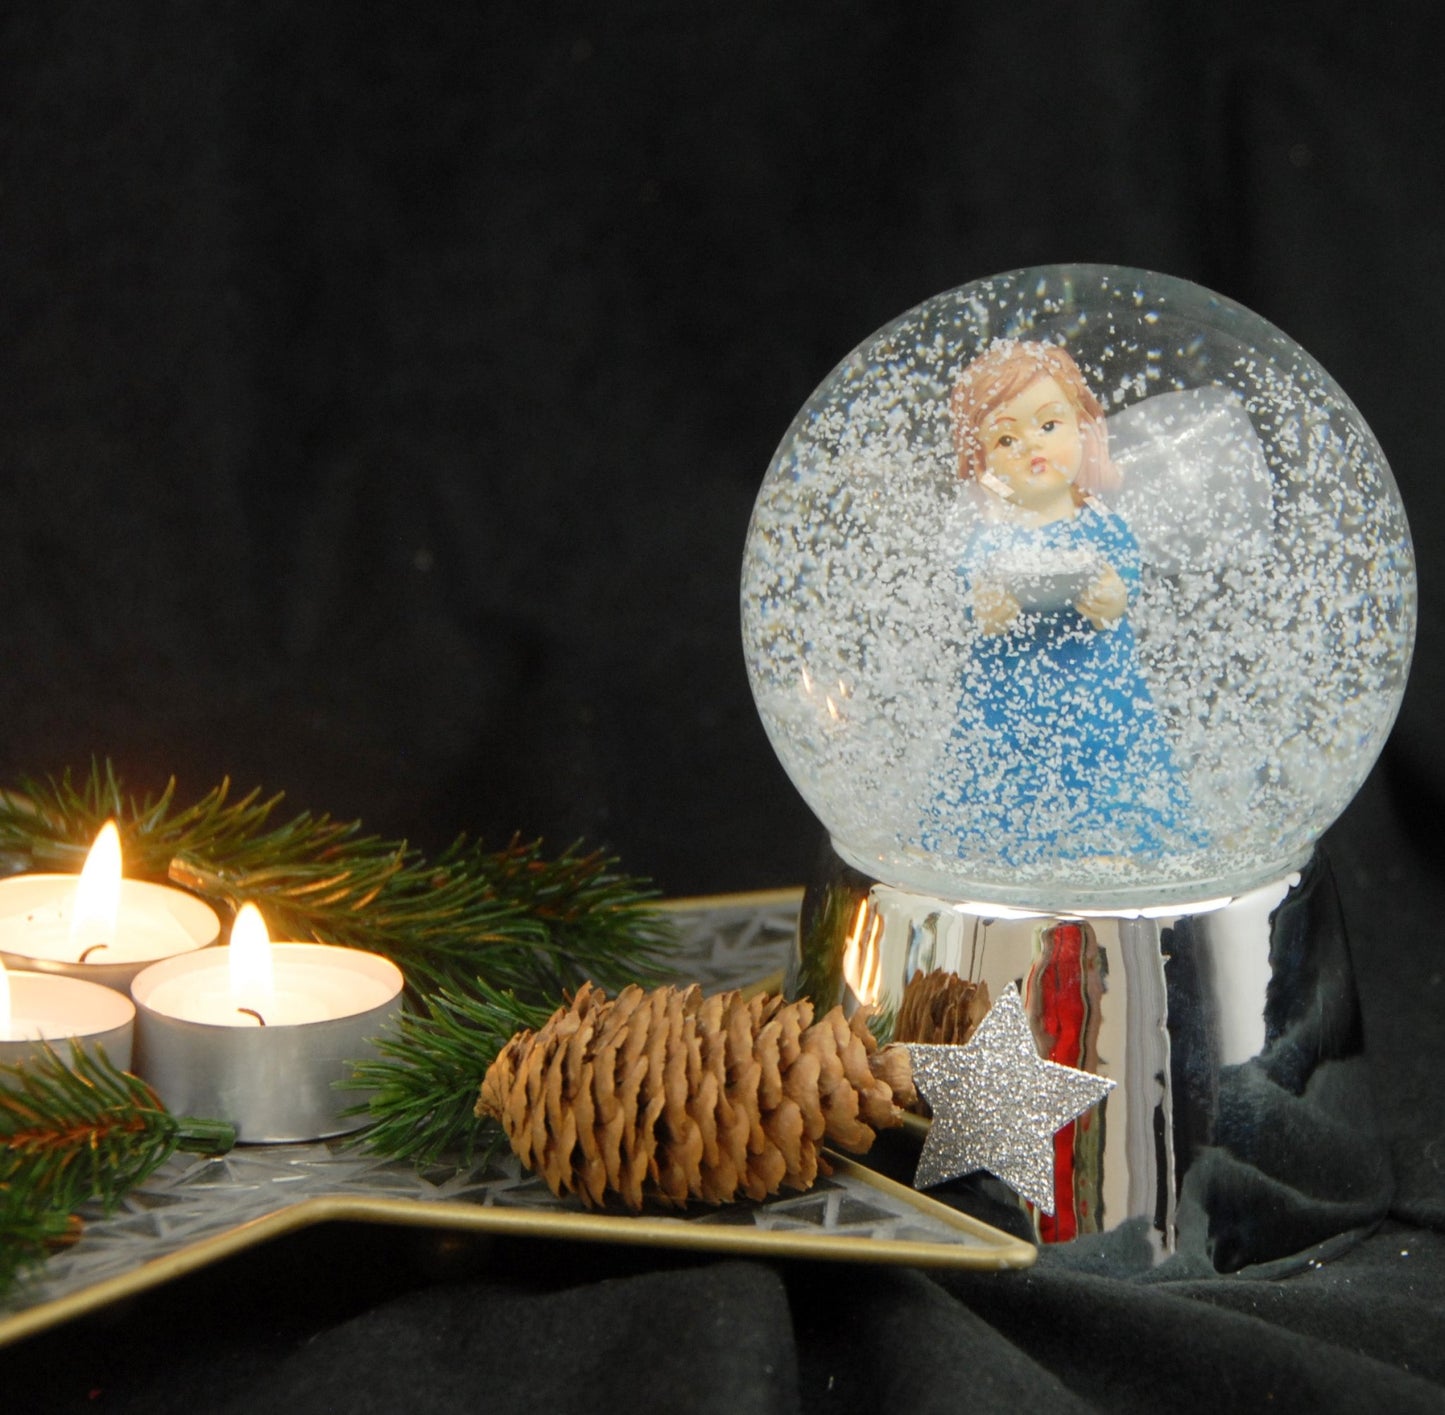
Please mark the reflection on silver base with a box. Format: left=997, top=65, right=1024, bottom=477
left=791, top=841, right=1391, bottom=1271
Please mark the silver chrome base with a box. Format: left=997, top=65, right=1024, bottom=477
left=791, top=841, right=1391, bottom=1270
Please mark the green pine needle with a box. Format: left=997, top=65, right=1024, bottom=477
left=0, top=1042, right=235, bottom=1219
left=347, top=981, right=554, bottom=1167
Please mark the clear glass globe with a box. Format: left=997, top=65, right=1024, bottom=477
left=741, top=265, right=1416, bottom=911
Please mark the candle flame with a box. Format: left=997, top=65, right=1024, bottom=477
left=0, top=956, right=10, bottom=1042
left=841, top=899, right=883, bottom=1006
left=230, top=904, right=276, bottom=1022
left=69, top=821, right=123, bottom=961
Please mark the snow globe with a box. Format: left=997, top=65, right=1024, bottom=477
left=741, top=265, right=1415, bottom=1265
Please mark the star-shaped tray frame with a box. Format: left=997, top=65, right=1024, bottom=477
left=0, top=892, right=1035, bottom=1348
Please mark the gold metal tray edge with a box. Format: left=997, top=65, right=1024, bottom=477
left=0, top=1153, right=1033, bottom=1348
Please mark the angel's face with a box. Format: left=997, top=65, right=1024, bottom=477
left=978, top=375, right=1084, bottom=509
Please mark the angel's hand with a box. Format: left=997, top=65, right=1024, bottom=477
left=1076, top=565, right=1128, bottom=629
left=973, top=581, right=1021, bottom=635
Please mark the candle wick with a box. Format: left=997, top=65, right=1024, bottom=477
left=237, top=1007, right=268, bottom=1027
left=77, top=943, right=111, bottom=963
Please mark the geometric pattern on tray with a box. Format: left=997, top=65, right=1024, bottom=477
left=656, top=890, right=799, bottom=992
left=14, top=1139, right=1000, bottom=1309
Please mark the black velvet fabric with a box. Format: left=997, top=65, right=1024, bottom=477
left=4, top=3, right=1445, bottom=1409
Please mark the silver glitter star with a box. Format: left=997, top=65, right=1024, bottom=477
left=907, top=983, right=1115, bottom=1213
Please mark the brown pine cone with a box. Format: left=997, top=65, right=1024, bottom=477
left=894, top=969, right=991, bottom=1047
left=476, top=982, right=908, bottom=1211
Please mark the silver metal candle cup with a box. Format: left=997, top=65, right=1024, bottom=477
left=794, top=841, right=1389, bottom=1273
left=131, top=944, right=404, bottom=1142
left=0, top=971, right=135, bottom=1080
left=0, top=874, right=222, bottom=993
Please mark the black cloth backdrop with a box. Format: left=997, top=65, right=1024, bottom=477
left=5, top=4, right=1445, bottom=1411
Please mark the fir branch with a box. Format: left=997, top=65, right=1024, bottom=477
left=170, top=833, right=545, bottom=999
left=0, top=1045, right=233, bottom=1301
left=347, top=981, right=554, bottom=1167
left=0, top=762, right=674, bottom=1000
left=0, top=761, right=285, bottom=878
left=453, top=835, right=677, bottom=991
left=171, top=832, right=672, bottom=999
left=0, top=1044, right=235, bottom=1218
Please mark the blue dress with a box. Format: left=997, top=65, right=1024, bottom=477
left=923, top=501, right=1200, bottom=867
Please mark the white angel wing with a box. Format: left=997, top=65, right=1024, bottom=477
left=1107, top=385, right=1273, bottom=576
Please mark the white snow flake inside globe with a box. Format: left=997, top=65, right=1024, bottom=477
left=740, top=266, right=1417, bottom=911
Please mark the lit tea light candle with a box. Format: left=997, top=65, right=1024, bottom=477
left=0, top=956, right=136, bottom=1077
left=0, top=822, right=221, bottom=991
left=130, top=904, right=404, bottom=1142
left=230, top=902, right=275, bottom=1026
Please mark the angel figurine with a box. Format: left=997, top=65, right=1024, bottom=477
left=923, top=339, right=1202, bottom=866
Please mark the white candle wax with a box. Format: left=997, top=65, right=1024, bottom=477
left=0, top=875, right=219, bottom=965
left=140, top=951, right=399, bottom=1027
left=0, top=971, right=136, bottom=1072
left=1, top=974, right=131, bottom=1038
left=1, top=895, right=192, bottom=962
